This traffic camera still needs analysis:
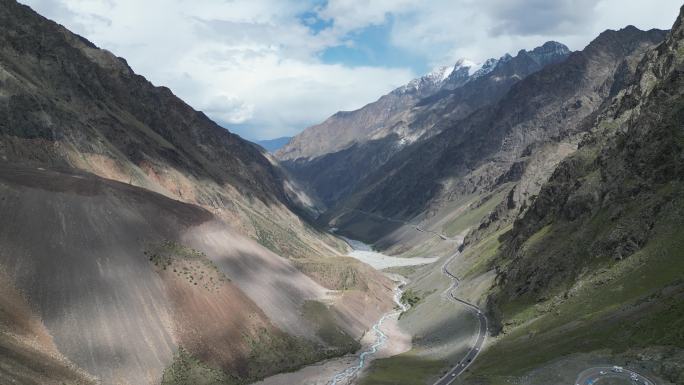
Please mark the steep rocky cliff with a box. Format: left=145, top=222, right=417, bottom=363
left=460, top=8, right=684, bottom=384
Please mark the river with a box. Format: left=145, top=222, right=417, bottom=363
left=327, top=279, right=408, bottom=385
left=252, top=237, right=420, bottom=385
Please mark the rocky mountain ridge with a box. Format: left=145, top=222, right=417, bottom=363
left=277, top=41, right=571, bottom=208
left=464, top=9, right=684, bottom=384
left=278, top=41, right=570, bottom=162
left=325, top=25, right=665, bottom=245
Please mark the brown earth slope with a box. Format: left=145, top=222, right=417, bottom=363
left=0, top=163, right=388, bottom=385
left=0, top=267, right=95, bottom=385
left=0, top=2, right=397, bottom=382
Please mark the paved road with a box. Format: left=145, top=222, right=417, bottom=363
left=340, top=208, right=458, bottom=241
left=432, top=250, right=488, bottom=385
left=336, top=208, right=486, bottom=384
left=575, top=367, right=655, bottom=385
left=336, top=210, right=658, bottom=385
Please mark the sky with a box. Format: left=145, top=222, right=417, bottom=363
left=20, top=0, right=682, bottom=141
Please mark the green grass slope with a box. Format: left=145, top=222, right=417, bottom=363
left=468, top=8, right=684, bottom=384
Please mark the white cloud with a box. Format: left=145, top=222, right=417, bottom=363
left=20, top=0, right=415, bottom=140
left=18, top=0, right=683, bottom=140
left=317, top=0, right=416, bottom=33
left=175, top=42, right=412, bottom=137
left=320, top=0, right=682, bottom=66
left=203, top=95, right=254, bottom=124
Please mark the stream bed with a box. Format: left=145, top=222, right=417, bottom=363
left=252, top=237, right=417, bottom=385
left=327, top=280, right=408, bottom=385
left=339, top=236, right=439, bottom=269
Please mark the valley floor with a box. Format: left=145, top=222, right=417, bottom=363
left=251, top=238, right=418, bottom=385
left=337, top=236, right=440, bottom=269
left=252, top=300, right=411, bottom=385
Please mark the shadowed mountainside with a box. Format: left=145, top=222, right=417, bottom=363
left=326, top=26, right=666, bottom=244
left=277, top=42, right=570, bottom=207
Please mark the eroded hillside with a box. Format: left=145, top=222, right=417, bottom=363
left=0, top=1, right=395, bottom=384
left=0, top=164, right=393, bottom=385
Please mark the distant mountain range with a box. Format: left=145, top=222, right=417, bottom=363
left=319, top=27, right=665, bottom=238
left=276, top=40, right=572, bottom=208
left=255, top=136, right=292, bottom=152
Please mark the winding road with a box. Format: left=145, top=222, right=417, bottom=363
left=433, top=249, right=488, bottom=385
left=337, top=208, right=488, bottom=384
left=336, top=210, right=655, bottom=385
left=575, top=367, right=655, bottom=385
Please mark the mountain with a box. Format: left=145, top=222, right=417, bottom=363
left=472, top=10, right=684, bottom=383
left=326, top=26, right=666, bottom=244
left=352, top=14, right=683, bottom=385
left=277, top=42, right=571, bottom=207
left=0, top=1, right=394, bottom=384
left=0, top=0, right=350, bottom=260
left=255, top=136, right=292, bottom=153
left=3, top=0, right=682, bottom=384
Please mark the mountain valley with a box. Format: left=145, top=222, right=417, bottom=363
left=0, top=1, right=683, bottom=385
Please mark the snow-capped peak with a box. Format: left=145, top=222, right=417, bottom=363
left=395, top=56, right=502, bottom=95
left=470, top=57, right=500, bottom=79
left=425, top=65, right=456, bottom=83
left=454, top=58, right=482, bottom=76
left=398, top=64, right=455, bottom=93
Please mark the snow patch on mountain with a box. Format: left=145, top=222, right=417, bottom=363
left=399, top=64, right=455, bottom=93
left=396, top=56, right=505, bottom=95
left=471, top=57, right=499, bottom=78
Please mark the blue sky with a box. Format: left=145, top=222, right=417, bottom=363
left=20, top=0, right=684, bottom=141
left=320, top=17, right=429, bottom=75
